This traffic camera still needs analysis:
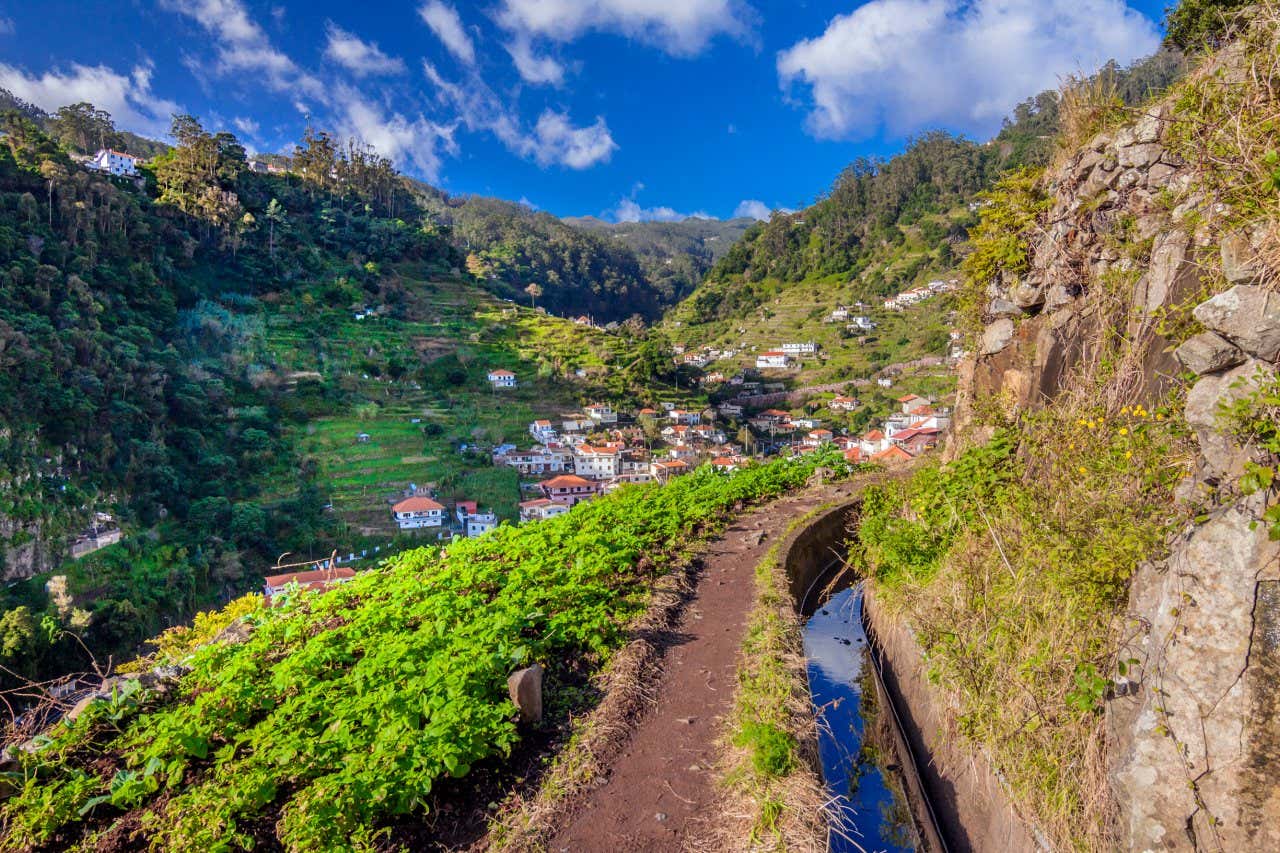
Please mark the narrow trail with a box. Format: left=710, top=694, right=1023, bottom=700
left=549, top=482, right=856, bottom=852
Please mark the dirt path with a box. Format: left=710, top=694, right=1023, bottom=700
left=549, top=482, right=856, bottom=852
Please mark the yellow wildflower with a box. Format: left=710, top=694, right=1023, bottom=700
left=1078, top=466, right=1088, bottom=475
left=1118, top=427, right=1129, bottom=436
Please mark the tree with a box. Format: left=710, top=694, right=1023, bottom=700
left=1164, top=0, right=1251, bottom=50
left=49, top=102, right=115, bottom=153
left=265, top=198, right=286, bottom=259
left=39, top=159, right=67, bottom=229
left=525, top=282, right=543, bottom=309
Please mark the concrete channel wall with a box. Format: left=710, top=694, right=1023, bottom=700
left=781, top=498, right=1043, bottom=853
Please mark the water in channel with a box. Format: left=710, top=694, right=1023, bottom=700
left=803, top=582, right=920, bottom=853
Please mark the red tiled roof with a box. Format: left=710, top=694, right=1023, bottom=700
left=871, top=446, right=914, bottom=462
left=264, top=567, right=355, bottom=590
left=456, top=500, right=477, bottom=514
left=540, top=474, right=595, bottom=488
left=489, top=369, right=515, bottom=377
left=863, top=429, right=885, bottom=440
left=393, top=496, right=444, bottom=512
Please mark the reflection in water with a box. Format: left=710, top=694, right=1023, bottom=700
left=804, top=583, right=919, bottom=853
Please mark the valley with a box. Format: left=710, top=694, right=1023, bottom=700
left=2, top=1, right=1279, bottom=851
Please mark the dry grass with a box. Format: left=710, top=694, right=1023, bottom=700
left=1165, top=0, right=1280, bottom=290
left=1054, top=71, right=1125, bottom=170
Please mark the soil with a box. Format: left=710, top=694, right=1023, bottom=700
left=547, top=482, right=856, bottom=852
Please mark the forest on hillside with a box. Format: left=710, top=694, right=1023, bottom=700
left=0, top=108, right=459, bottom=685
left=688, top=47, right=1191, bottom=326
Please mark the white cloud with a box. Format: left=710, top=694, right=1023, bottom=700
left=422, top=61, right=617, bottom=171
left=419, top=1, right=476, bottom=65
left=233, top=116, right=260, bottom=135
left=733, top=199, right=771, bottom=220
left=777, top=0, right=1160, bottom=139
left=527, top=110, right=616, bottom=169
left=0, top=61, right=181, bottom=137
left=506, top=37, right=565, bottom=85
left=161, top=0, right=322, bottom=96
left=496, top=0, right=753, bottom=56
left=333, top=85, right=455, bottom=182
left=518, top=196, right=539, bottom=210
left=324, top=23, right=405, bottom=76
left=612, top=192, right=710, bottom=222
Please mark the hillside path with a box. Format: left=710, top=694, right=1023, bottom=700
left=549, top=481, right=856, bottom=852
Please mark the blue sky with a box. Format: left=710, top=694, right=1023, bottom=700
left=0, top=0, right=1169, bottom=221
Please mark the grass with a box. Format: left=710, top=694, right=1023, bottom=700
left=249, top=271, right=695, bottom=535
left=714, top=501, right=841, bottom=852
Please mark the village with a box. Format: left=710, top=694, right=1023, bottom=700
left=366, top=340, right=953, bottom=548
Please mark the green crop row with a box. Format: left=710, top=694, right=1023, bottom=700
left=1, top=453, right=844, bottom=852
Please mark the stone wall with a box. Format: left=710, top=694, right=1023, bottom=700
left=958, top=81, right=1280, bottom=849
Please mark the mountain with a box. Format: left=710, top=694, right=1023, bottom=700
left=562, top=215, right=756, bottom=308
left=660, top=47, right=1191, bottom=387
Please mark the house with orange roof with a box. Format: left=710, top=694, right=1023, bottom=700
left=756, top=350, right=790, bottom=370
left=650, top=459, right=691, bottom=482
left=538, top=474, right=601, bottom=506
left=263, top=566, right=356, bottom=599
left=871, top=445, right=915, bottom=465
left=392, top=496, right=446, bottom=529
left=487, top=368, right=517, bottom=389
left=519, top=498, right=569, bottom=523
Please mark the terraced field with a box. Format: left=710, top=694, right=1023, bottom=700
left=255, top=273, right=654, bottom=535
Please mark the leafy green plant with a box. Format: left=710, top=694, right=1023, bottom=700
left=0, top=455, right=839, bottom=851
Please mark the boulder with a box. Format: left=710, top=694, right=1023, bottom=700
left=1116, top=143, right=1164, bottom=169
left=1145, top=162, right=1177, bottom=190
left=1140, top=230, right=1197, bottom=314
left=1184, top=359, right=1277, bottom=480
left=1110, top=494, right=1280, bottom=852
left=985, top=297, right=1021, bottom=319
left=1221, top=231, right=1261, bottom=284
left=64, top=693, right=98, bottom=723
left=1174, top=332, right=1246, bottom=376
left=507, top=664, right=544, bottom=724
left=1193, top=285, right=1280, bottom=362
left=1010, top=280, right=1046, bottom=310
left=980, top=319, right=1016, bottom=356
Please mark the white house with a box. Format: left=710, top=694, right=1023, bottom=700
left=791, top=417, right=822, bottom=430
left=829, top=396, right=859, bottom=412
left=668, top=409, right=702, bottom=426
left=849, top=316, right=876, bottom=331
left=756, top=351, right=790, bottom=370
left=828, top=306, right=850, bottom=322
left=88, top=149, right=141, bottom=177
left=573, top=444, right=620, bottom=479
left=519, top=498, right=569, bottom=523
left=465, top=511, right=498, bottom=538
left=585, top=403, right=618, bottom=424
left=487, top=369, right=516, bottom=388
left=782, top=342, right=819, bottom=356
left=392, top=496, right=446, bottom=529
left=529, top=419, right=557, bottom=443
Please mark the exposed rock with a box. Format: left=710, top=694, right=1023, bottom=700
left=1145, top=162, right=1177, bottom=189
left=1140, top=231, right=1199, bottom=314
left=64, top=694, right=98, bottom=723
left=986, top=297, right=1021, bottom=319
left=1110, top=494, right=1280, bottom=852
left=1184, top=359, right=1277, bottom=480
left=980, top=319, right=1016, bottom=356
left=1193, top=285, right=1280, bottom=362
left=1117, top=143, right=1164, bottom=169
left=1010, top=280, right=1046, bottom=310
left=508, top=664, right=544, bottom=724
left=1043, top=284, right=1075, bottom=313
left=1174, top=332, right=1246, bottom=376
left=1221, top=231, right=1261, bottom=284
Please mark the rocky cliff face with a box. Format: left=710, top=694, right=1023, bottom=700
left=955, top=44, right=1280, bottom=851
